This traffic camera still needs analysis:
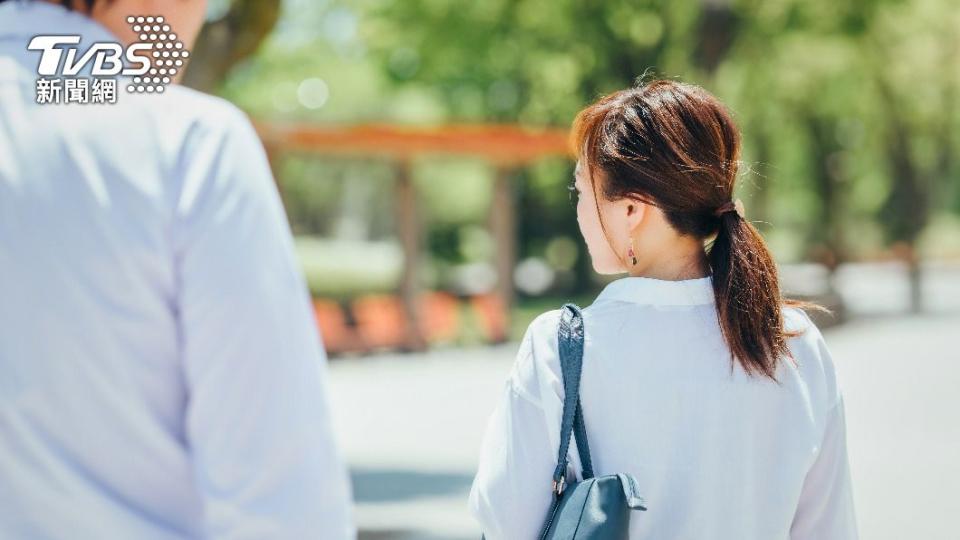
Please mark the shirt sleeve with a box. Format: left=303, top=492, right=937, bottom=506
left=173, top=104, right=354, bottom=539
left=790, top=395, right=859, bottom=540
left=468, top=316, right=566, bottom=540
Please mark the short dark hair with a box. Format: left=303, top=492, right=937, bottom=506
left=63, top=0, right=99, bottom=10
left=0, top=0, right=99, bottom=11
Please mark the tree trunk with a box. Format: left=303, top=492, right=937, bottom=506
left=182, top=0, right=282, bottom=93
left=804, top=113, right=846, bottom=282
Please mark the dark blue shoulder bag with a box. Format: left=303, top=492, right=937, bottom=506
left=538, top=303, right=647, bottom=539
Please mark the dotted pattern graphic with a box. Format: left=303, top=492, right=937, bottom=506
left=124, top=16, right=190, bottom=94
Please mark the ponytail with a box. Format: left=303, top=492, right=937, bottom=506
left=708, top=213, right=789, bottom=381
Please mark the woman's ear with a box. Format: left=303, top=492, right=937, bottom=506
left=624, top=198, right=646, bottom=231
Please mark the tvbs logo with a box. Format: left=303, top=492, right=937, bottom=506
left=28, top=15, right=190, bottom=105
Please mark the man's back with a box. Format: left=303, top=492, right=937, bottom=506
left=0, top=3, right=353, bottom=538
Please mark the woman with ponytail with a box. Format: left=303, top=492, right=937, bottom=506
left=470, top=80, right=858, bottom=539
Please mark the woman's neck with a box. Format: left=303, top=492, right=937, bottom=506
left=627, top=243, right=710, bottom=281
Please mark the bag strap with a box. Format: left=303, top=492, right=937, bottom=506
left=551, top=303, right=595, bottom=495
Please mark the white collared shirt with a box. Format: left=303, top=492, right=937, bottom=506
left=0, top=3, right=353, bottom=538
left=469, top=276, right=858, bottom=539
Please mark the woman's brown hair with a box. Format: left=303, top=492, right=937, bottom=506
left=572, top=79, right=811, bottom=381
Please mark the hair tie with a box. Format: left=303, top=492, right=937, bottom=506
left=714, top=198, right=745, bottom=219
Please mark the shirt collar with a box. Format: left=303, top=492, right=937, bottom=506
left=0, top=1, right=119, bottom=44
left=594, top=275, right=716, bottom=307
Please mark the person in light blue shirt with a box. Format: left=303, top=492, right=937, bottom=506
left=0, top=1, right=355, bottom=538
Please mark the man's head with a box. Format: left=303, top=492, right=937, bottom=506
left=42, top=0, right=207, bottom=49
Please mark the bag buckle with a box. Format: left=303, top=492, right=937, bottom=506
left=552, top=477, right=566, bottom=496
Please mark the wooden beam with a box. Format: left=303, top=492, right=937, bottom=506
left=489, top=166, right=517, bottom=342
left=262, top=140, right=284, bottom=198
left=254, top=123, right=571, bottom=166
left=395, top=160, right=428, bottom=351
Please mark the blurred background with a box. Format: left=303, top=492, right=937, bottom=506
left=186, top=0, right=959, bottom=538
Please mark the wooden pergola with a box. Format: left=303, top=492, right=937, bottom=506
left=255, top=123, right=571, bottom=350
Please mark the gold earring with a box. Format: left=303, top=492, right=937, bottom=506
left=627, top=237, right=638, bottom=266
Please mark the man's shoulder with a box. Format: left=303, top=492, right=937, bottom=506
left=123, top=86, right=264, bottom=181
left=150, top=84, right=253, bottom=136
left=23, top=83, right=257, bottom=154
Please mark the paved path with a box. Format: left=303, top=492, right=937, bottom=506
left=327, top=312, right=960, bottom=539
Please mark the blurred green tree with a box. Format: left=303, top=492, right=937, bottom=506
left=213, top=0, right=960, bottom=311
